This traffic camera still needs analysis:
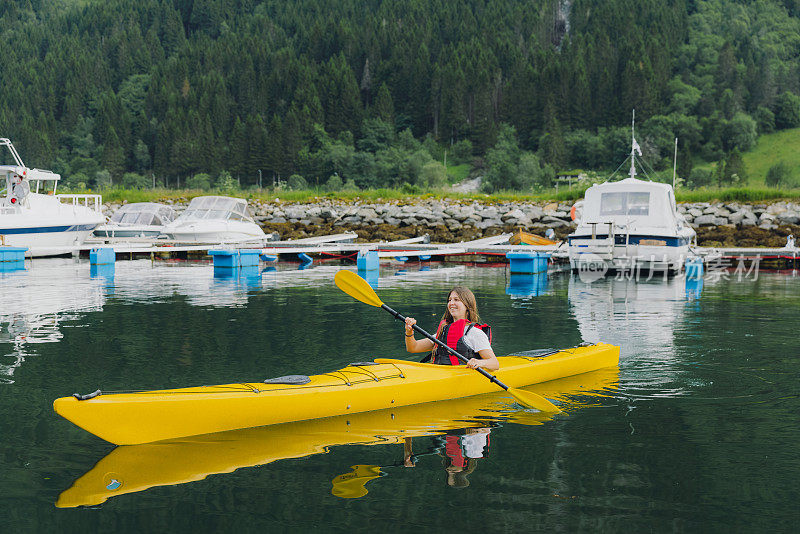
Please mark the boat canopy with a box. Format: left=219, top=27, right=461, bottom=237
left=580, top=178, right=680, bottom=229
left=109, top=203, right=175, bottom=226
left=175, top=196, right=253, bottom=222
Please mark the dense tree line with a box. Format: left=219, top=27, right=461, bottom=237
left=0, top=0, right=799, bottom=191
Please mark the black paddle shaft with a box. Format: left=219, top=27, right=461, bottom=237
left=381, top=304, right=509, bottom=391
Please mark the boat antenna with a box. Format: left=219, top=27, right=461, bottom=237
left=629, top=110, right=641, bottom=180
left=672, top=137, right=678, bottom=189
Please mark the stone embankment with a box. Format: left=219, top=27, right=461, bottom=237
left=104, top=199, right=800, bottom=247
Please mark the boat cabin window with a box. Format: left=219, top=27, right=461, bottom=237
left=111, top=204, right=152, bottom=225
left=110, top=203, right=174, bottom=225
left=600, top=192, right=650, bottom=216
left=178, top=197, right=250, bottom=221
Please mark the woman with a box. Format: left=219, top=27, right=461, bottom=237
left=404, top=286, right=499, bottom=371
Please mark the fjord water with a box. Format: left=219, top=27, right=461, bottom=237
left=1, top=259, right=798, bottom=532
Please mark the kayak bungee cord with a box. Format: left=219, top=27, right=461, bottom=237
left=74, top=364, right=409, bottom=400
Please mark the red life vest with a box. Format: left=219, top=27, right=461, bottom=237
left=432, top=319, right=492, bottom=366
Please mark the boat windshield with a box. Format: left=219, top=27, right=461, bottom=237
left=177, top=196, right=251, bottom=222
left=599, top=192, right=650, bottom=216
left=110, top=203, right=175, bottom=226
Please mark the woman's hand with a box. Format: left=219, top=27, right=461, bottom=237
left=466, top=358, right=482, bottom=369
left=404, top=318, right=434, bottom=354
left=404, top=317, right=416, bottom=336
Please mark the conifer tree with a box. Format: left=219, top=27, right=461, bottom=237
left=373, top=83, right=395, bottom=125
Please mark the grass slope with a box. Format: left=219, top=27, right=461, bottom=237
left=743, top=127, right=800, bottom=185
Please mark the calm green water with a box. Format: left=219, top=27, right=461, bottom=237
left=1, top=259, right=799, bottom=532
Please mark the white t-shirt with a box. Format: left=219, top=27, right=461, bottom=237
left=462, top=326, right=491, bottom=353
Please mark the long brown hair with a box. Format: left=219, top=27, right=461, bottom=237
left=439, top=286, right=481, bottom=328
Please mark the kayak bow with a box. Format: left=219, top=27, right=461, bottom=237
left=53, top=343, right=619, bottom=445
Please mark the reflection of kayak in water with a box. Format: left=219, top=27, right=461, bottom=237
left=56, top=367, right=619, bottom=508
left=53, top=343, right=619, bottom=445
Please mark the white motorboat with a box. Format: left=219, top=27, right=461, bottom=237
left=94, top=202, right=176, bottom=239
left=159, top=196, right=265, bottom=243
left=0, top=139, right=104, bottom=257
left=567, top=118, right=696, bottom=274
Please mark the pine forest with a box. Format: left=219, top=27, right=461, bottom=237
left=1, top=0, right=800, bottom=193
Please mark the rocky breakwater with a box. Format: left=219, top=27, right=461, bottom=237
left=679, top=201, right=800, bottom=247
left=253, top=199, right=799, bottom=246
left=103, top=198, right=800, bottom=247
left=250, top=199, right=578, bottom=243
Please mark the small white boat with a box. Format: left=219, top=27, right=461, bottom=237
left=160, top=196, right=265, bottom=243
left=0, top=139, right=104, bottom=257
left=94, top=203, right=176, bottom=239
left=567, top=118, right=696, bottom=274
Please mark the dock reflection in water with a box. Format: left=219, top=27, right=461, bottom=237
left=56, top=366, right=618, bottom=508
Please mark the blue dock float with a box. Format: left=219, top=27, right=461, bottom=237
left=506, top=251, right=550, bottom=274
left=0, top=246, right=27, bottom=272
left=209, top=249, right=261, bottom=268
left=685, top=257, right=703, bottom=280
left=209, top=250, right=238, bottom=268
left=239, top=249, right=260, bottom=267
left=357, top=250, right=379, bottom=271
left=90, top=247, right=116, bottom=266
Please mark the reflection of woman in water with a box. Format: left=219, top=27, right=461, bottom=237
left=440, top=428, right=490, bottom=487
left=403, top=428, right=492, bottom=487
left=404, top=428, right=491, bottom=487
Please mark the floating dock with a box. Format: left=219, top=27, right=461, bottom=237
left=65, top=234, right=800, bottom=271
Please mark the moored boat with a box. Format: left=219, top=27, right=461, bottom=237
left=0, top=138, right=104, bottom=256
left=53, top=343, right=620, bottom=445
left=509, top=229, right=558, bottom=246
left=93, top=202, right=176, bottom=239
left=159, top=195, right=265, bottom=243
left=567, top=114, right=696, bottom=273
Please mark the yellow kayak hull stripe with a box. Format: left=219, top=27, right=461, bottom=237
left=53, top=343, right=619, bottom=445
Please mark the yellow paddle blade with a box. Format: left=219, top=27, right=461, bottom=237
left=508, top=388, right=560, bottom=412
left=335, top=269, right=383, bottom=307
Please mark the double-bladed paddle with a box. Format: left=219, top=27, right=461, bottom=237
left=334, top=269, right=559, bottom=412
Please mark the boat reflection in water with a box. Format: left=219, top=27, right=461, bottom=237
left=56, top=366, right=618, bottom=507
left=0, top=260, right=106, bottom=384
left=568, top=273, right=705, bottom=399
left=568, top=273, right=704, bottom=349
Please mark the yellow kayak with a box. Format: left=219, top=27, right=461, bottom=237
left=56, top=366, right=619, bottom=508
left=53, top=343, right=619, bottom=446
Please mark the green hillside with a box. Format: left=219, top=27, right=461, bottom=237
left=1, top=0, right=800, bottom=194
left=743, top=128, right=800, bottom=185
